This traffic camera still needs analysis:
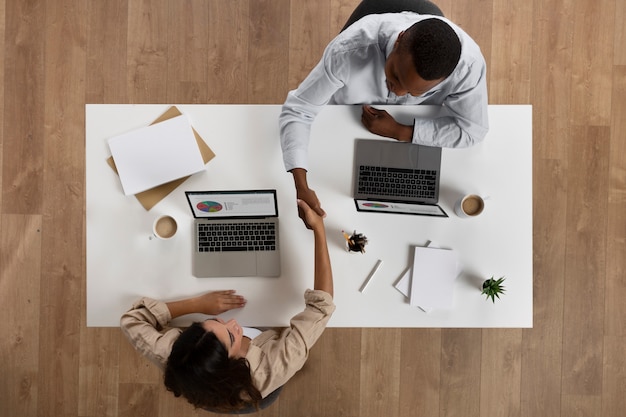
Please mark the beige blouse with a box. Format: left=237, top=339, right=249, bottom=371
left=120, top=289, right=335, bottom=397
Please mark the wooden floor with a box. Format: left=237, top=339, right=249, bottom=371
left=1, top=0, right=624, bottom=416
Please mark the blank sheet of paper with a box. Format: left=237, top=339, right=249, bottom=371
left=409, top=246, right=459, bottom=309
left=108, top=115, right=205, bottom=195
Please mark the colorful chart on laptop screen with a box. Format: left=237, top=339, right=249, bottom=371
left=363, top=202, right=389, bottom=208
left=197, top=201, right=223, bottom=213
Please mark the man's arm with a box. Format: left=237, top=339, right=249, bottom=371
left=291, top=168, right=326, bottom=226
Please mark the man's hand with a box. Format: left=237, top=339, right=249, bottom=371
left=291, top=168, right=326, bottom=229
left=361, top=105, right=413, bottom=142
left=297, top=199, right=325, bottom=232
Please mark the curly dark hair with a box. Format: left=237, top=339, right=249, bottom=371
left=400, top=18, right=462, bottom=81
left=163, top=322, right=262, bottom=412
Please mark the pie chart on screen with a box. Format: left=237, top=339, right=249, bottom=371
left=197, top=201, right=223, bottom=213
left=363, top=202, right=389, bottom=208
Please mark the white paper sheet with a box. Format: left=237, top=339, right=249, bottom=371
left=394, top=242, right=461, bottom=311
left=108, top=115, right=205, bottom=195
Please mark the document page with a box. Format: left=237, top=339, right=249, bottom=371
left=409, top=246, right=459, bottom=309
left=108, top=115, right=205, bottom=195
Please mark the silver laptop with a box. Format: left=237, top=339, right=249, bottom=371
left=185, top=190, right=280, bottom=277
left=353, top=139, right=447, bottom=217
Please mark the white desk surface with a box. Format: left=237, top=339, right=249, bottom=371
left=86, top=104, right=532, bottom=328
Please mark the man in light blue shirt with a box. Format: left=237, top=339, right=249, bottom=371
left=279, top=8, right=488, bottom=226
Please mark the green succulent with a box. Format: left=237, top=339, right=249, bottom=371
left=481, top=276, right=506, bottom=303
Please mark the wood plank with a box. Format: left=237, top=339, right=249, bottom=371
left=570, top=0, right=615, bottom=126
left=530, top=0, right=574, bottom=160
left=520, top=158, right=567, bottom=417
left=276, top=330, right=323, bottom=417
left=78, top=328, right=121, bottom=417
left=480, top=329, right=522, bottom=417
left=36, top=0, right=87, bottom=414
left=117, top=383, right=160, bottom=417
left=126, top=0, right=169, bottom=103
left=165, top=0, right=209, bottom=104
left=489, top=0, right=533, bottom=103
left=1, top=0, right=45, bottom=214
left=319, top=328, right=362, bottom=417
left=359, top=329, right=401, bottom=417
left=288, top=0, right=331, bottom=90
left=0, top=0, right=5, bottom=212
left=118, top=334, right=161, bottom=384
left=247, top=0, right=290, bottom=103
left=157, top=382, right=204, bottom=417
left=447, top=0, right=493, bottom=93
left=615, top=1, right=626, bottom=65
left=85, top=0, right=129, bottom=103
left=440, top=329, right=481, bottom=417
left=604, top=66, right=626, bottom=338
left=602, top=65, right=626, bottom=417
left=43, top=0, right=87, bottom=181
left=561, top=126, right=610, bottom=416
left=398, top=329, right=441, bottom=417
left=37, top=181, right=84, bottom=417
left=207, top=0, right=249, bottom=103
left=329, top=0, right=361, bottom=34
left=0, top=214, right=42, bottom=417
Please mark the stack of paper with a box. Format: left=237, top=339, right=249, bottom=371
left=108, top=115, right=206, bottom=196
left=395, top=243, right=460, bottom=312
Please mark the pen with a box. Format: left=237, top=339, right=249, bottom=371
left=359, top=259, right=383, bottom=292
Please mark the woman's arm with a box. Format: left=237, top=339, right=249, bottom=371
left=165, top=290, right=247, bottom=319
left=297, top=199, right=333, bottom=297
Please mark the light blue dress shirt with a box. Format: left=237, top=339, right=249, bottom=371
left=279, top=13, right=489, bottom=172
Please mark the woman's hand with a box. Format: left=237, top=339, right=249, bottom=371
left=166, top=290, right=246, bottom=319
left=194, top=290, right=247, bottom=315
left=292, top=168, right=326, bottom=229
left=297, top=199, right=325, bottom=232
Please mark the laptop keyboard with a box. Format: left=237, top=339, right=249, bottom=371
left=197, top=222, right=277, bottom=252
left=357, top=165, right=438, bottom=200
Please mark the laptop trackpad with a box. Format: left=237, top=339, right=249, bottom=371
left=195, top=252, right=257, bottom=277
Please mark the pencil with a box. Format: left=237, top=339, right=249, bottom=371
left=341, top=230, right=352, bottom=245
left=359, top=259, right=383, bottom=292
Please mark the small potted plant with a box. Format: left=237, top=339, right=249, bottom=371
left=481, top=276, right=506, bottom=303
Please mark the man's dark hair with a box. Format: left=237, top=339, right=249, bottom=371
left=164, top=322, right=262, bottom=412
left=400, top=18, right=462, bottom=80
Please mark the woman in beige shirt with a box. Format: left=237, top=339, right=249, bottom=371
left=120, top=200, right=334, bottom=412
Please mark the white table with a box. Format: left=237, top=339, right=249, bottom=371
left=86, top=104, right=532, bottom=328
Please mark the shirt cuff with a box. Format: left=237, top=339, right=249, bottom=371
left=283, top=148, right=309, bottom=172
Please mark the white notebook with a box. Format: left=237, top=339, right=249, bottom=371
left=410, top=246, right=458, bottom=309
left=395, top=243, right=460, bottom=311
left=108, top=115, right=205, bottom=195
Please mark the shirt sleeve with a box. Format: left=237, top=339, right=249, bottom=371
left=279, top=46, right=345, bottom=172
left=119, top=297, right=182, bottom=370
left=246, top=289, right=335, bottom=396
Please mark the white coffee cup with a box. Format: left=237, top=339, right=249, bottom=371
left=454, top=194, right=485, bottom=218
left=153, top=215, right=178, bottom=239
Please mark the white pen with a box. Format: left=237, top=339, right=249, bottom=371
left=359, top=259, right=383, bottom=292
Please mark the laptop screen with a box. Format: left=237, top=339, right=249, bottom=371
left=355, top=199, right=447, bottom=217
left=186, top=190, right=278, bottom=219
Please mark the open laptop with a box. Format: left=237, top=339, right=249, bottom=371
left=185, top=190, right=280, bottom=277
left=353, top=139, right=448, bottom=217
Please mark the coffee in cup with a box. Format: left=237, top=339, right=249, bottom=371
left=153, top=215, right=178, bottom=239
left=454, top=194, right=485, bottom=218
